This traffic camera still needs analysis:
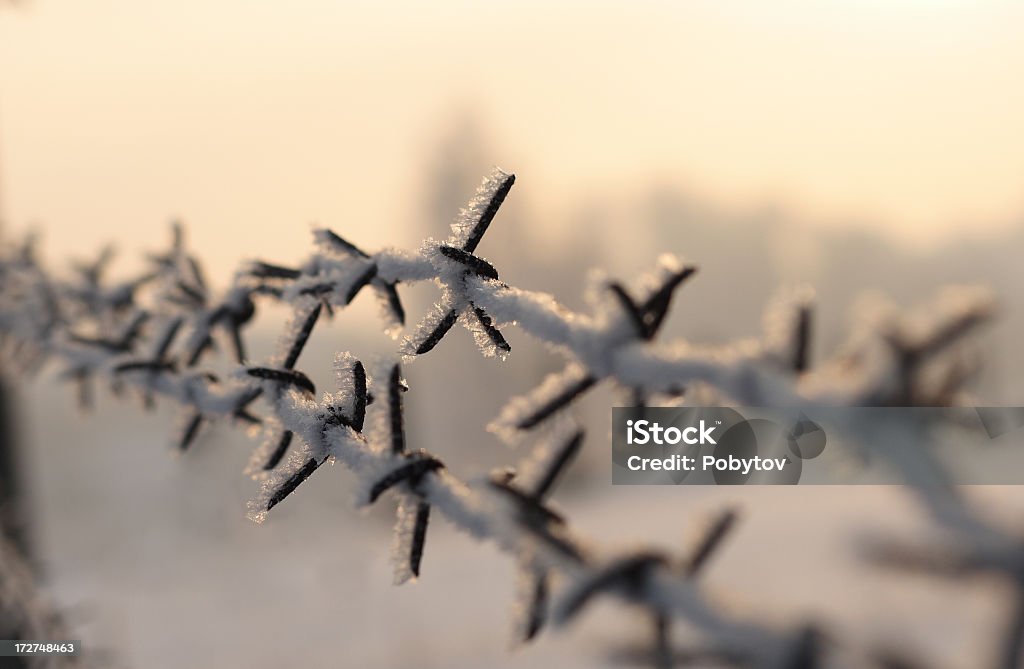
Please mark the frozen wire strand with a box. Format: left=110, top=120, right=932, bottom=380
left=0, top=170, right=999, bottom=666
left=367, top=453, right=445, bottom=504
left=18, top=264, right=270, bottom=437
left=195, top=292, right=256, bottom=365
left=345, top=264, right=378, bottom=304
left=488, top=479, right=568, bottom=533
left=2, top=216, right=991, bottom=420
left=302, top=230, right=405, bottom=323
left=557, top=552, right=669, bottom=624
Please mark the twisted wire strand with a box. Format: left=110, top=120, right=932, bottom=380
left=0, top=168, right=1000, bottom=667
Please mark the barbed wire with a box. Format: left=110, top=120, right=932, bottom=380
left=0, top=168, right=1006, bottom=667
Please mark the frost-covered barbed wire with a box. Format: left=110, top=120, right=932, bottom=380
left=0, top=168, right=1001, bottom=667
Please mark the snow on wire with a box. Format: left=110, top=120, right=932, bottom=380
left=0, top=168, right=1006, bottom=667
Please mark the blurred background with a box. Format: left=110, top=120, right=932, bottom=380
left=1, top=1, right=1023, bottom=667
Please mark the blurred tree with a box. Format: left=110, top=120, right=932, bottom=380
left=0, top=0, right=31, bottom=560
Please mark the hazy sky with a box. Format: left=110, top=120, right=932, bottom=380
left=1, top=1, right=1022, bottom=281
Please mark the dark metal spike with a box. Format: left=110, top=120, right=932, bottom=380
left=409, top=502, right=431, bottom=578
left=170, top=221, right=184, bottom=252
left=74, top=371, right=93, bottom=411
left=639, top=266, right=698, bottom=339
left=345, top=264, right=378, bottom=304
left=367, top=456, right=444, bottom=504
left=68, top=333, right=130, bottom=354
left=246, top=368, right=316, bottom=396
left=532, top=430, right=584, bottom=500
left=381, top=282, right=405, bottom=326
left=263, top=431, right=294, bottom=471
left=523, top=571, right=548, bottom=643
left=250, top=261, right=302, bottom=280
left=186, top=335, right=214, bottom=368
left=179, top=413, right=203, bottom=451
left=175, top=279, right=206, bottom=306
left=113, top=360, right=177, bottom=374
left=471, top=305, right=510, bottom=354
left=793, top=305, right=812, bottom=374
left=684, top=509, right=739, bottom=577
left=487, top=487, right=582, bottom=564
left=607, top=282, right=646, bottom=337
left=488, top=480, right=565, bottom=527
left=559, top=553, right=667, bottom=624
left=266, top=457, right=323, bottom=511
left=349, top=360, right=367, bottom=432
left=321, top=407, right=355, bottom=436
left=516, top=373, right=597, bottom=430
left=413, top=309, right=459, bottom=355
left=388, top=364, right=406, bottom=454
left=462, top=172, right=515, bottom=253
left=118, top=311, right=150, bottom=349
left=913, top=309, right=989, bottom=359
left=230, top=325, right=246, bottom=364
left=283, top=303, right=322, bottom=370
left=320, top=228, right=370, bottom=259
left=154, top=317, right=184, bottom=360
left=187, top=255, right=208, bottom=292
left=297, top=283, right=334, bottom=297
left=438, top=245, right=499, bottom=280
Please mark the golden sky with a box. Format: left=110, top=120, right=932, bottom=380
left=1, top=1, right=1022, bottom=281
